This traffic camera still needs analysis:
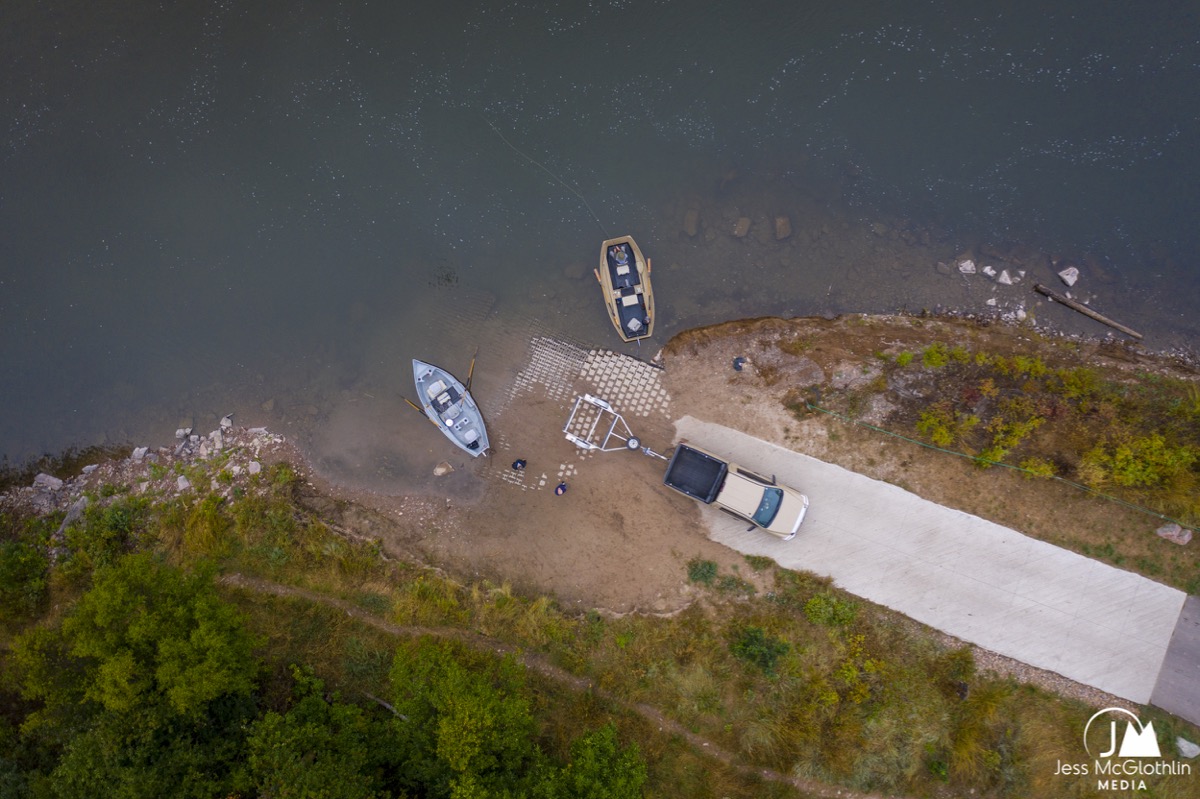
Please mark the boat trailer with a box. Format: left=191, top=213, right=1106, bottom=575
left=562, top=394, right=668, bottom=459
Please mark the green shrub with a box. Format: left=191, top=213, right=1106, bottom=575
left=804, top=592, right=858, bottom=627
left=1019, top=457, right=1057, bottom=478
left=896, top=352, right=914, bottom=367
left=1080, top=434, right=1197, bottom=488
left=729, top=626, right=789, bottom=674
left=922, top=343, right=950, bottom=368
left=917, top=407, right=980, bottom=448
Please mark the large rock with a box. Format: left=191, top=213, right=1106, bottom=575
left=1156, top=523, right=1192, bottom=545
left=1178, top=737, right=1200, bottom=759
left=33, top=473, right=63, bottom=491
left=1058, top=266, right=1080, bottom=287
left=957, top=259, right=976, bottom=275
left=733, top=217, right=751, bottom=238
left=433, top=461, right=455, bottom=477
left=773, top=215, right=792, bottom=241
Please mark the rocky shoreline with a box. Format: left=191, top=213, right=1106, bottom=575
left=1, top=421, right=296, bottom=545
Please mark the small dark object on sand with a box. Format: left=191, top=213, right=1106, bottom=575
left=512, top=459, right=526, bottom=470
left=555, top=482, right=567, bottom=495
left=733, top=357, right=746, bottom=371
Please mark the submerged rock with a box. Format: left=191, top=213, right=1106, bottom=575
left=433, top=461, right=455, bottom=477
left=683, top=209, right=699, bottom=237
left=1058, top=266, right=1079, bottom=287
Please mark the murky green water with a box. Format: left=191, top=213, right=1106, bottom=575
left=2, top=0, right=1197, bottom=480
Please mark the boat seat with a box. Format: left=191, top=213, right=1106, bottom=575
left=462, top=428, right=479, bottom=444
left=621, top=294, right=640, bottom=307
left=443, top=403, right=461, bottom=420
left=426, top=379, right=448, bottom=400
left=616, top=264, right=630, bottom=276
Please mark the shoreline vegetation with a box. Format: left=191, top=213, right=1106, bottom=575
left=2, top=312, right=1198, bottom=798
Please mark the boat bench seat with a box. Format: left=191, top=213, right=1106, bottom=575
left=616, top=264, right=630, bottom=276
left=621, top=294, right=640, bottom=307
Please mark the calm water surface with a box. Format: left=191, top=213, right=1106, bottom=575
left=2, top=0, right=1197, bottom=482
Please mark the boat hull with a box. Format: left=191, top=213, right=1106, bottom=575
left=412, top=359, right=490, bottom=457
left=597, top=235, right=655, bottom=343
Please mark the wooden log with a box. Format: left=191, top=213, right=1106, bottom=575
left=1033, top=284, right=1143, bottom=340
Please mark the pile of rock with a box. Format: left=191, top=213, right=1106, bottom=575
left=1, top=419, right=293, bottom=520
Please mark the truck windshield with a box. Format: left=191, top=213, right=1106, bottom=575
left=752, top=487, right=783, bottom=527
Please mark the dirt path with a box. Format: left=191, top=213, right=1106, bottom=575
left=219, top=572, right=912, bottom=799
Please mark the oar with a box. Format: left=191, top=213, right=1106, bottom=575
left=465, top=347, right=479, bottom=392
left=404, top=397, right=442, bottom=429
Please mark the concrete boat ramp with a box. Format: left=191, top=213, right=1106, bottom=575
left=675, top=416, right=1194, bottom=716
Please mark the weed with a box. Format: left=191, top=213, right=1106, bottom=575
left=687, top=558, right=718, bottom=585
left=744, top=555, right=774, bottom=572
left=777, top=337, right=811, bottom=356
left=896, top=352, right=914, bottom=367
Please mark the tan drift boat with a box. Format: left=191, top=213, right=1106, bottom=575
left=595, top=235, right=655, bottom=343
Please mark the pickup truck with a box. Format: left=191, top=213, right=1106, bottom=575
left=662, top=443, right=810, bottom=540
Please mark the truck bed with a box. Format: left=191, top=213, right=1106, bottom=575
left=663, top=444, right=727, bottom=504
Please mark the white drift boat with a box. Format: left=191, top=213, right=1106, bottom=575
left=412, top=358, right=490, bottom=457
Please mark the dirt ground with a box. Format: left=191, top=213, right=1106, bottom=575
left=302, top=313, right=1198, bottom=614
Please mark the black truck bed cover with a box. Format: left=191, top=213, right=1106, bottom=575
left=663, top=444, right=727, bottom=504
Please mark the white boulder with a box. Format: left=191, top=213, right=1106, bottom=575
left=33, top=473, right=64, bottom=491
left=1058, top=266, right=1079, bottom=287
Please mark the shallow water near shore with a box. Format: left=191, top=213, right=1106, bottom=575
left=2, top=0, right=1197, bottom=483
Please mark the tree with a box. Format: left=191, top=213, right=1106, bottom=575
left=389, top=637, right=539, bottom=798
left=243, top=666, right=398, bottom=799
left=60, top=553, right=259, bottom=716
left=10, top=554, right=262, bottom=794
left=0, top=538, right=49, bottom=624
left=555, top=723, right=646, bottom=799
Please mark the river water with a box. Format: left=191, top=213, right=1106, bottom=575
left=2, top=0, right=1197, bottom=484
